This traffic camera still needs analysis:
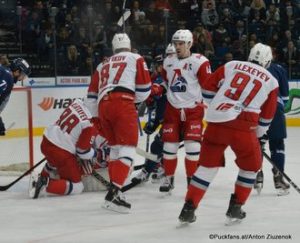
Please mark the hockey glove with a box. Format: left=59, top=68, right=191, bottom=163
left=258, top=134, right=268, bottom=152
left=95, top=146, right=110, bottom=168
left=151, top=83, right=164, bottom=97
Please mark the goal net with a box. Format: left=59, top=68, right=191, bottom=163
left=0, top=87, right=34, bottom=175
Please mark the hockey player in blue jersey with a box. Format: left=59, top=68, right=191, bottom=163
left=131, top=45, right=176, bottom=185
left=254, top=62, right=290, bottom=195
left=0, top=58, right=31, bottom=135
left=131, top=54, right=167, bottom=184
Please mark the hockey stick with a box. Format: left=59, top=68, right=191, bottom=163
left=133, top=164, right=144, bottom=171
left=91, top=170, right=110, bottom=189
left=145, top=108, right=152, bottom=152
left=137, top=117, right=143, bottom=137
left=134, top=143, right=185, bottom=171
left=137, top=102, right=147, bottom=117
left=136, top=147, right=159, bottom=162
left=121, top=179, right=141, bottom=192
left=91, top=169, right=140, bottom=193
left=0, top=157, right=46, bottom=191
left=263, top=151, right=300, bottom=194
left=117, top=5, right=130, bottom=31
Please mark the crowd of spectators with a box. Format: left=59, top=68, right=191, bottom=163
left=8, top=0, right=300, bottom=77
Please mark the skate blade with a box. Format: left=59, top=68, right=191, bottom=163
left=254, top=183, right=263, bottom=195
left=158, top=190, right=172, bottom=198
left=276, top=188, right=290, bottom=196
left=176, top=221, right=191, bottom=228
left=102, top=201, right=130, bottom=214
left=225, top=217, right=243, bottom=226
left=28, top=173, right=38, bottom=198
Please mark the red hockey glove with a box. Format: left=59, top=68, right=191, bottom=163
left=151, top=83, right=164, bottom=97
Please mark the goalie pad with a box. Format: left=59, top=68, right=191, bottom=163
left=82, top=168, right=109, bottom=192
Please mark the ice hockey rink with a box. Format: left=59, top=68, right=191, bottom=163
left=0, top=127, right=299, bottom=243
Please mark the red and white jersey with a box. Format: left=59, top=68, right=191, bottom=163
left=162, top=53, right=211, bottom=108
left=93, top=51, right=151, bottom=104
left=202, top=61, right=279, bottom=124
left=44, top=99, right=96, bottom=159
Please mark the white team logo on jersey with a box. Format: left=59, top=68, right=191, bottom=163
left=170, top=69, right=187, bottom=93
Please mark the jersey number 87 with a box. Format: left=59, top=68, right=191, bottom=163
left=100, top=62, right=127, bottom=88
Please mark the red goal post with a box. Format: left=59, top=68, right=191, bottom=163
left=0, top=87, right=34, bottom=174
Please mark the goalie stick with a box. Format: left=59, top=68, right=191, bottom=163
left=0, top=158, right=46, bottom=191
left=135, top=147, right=159, bottom=162
left=263, top=151, right=300, bottom=194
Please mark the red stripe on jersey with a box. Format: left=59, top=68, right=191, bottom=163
left=135, top=57, right=151, bottom=85
left=88, top=70, right=100, bottom=94
left=203, top=65, right=225, bottom=92
left=197, top=60, right=212, bottom=87
left=76, top=126, right=95, bottom=152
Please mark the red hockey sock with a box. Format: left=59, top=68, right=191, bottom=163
left=163, top=158, right=177, bottom=176
left=185, top=184, right=206, bottom=208
left=234, top=184, right=252, bottom=204
left=184, top=158, right=198, bottom=178
left=110, top=160, right=130, bottom=188
left=46, top=179, right=68, bottom=195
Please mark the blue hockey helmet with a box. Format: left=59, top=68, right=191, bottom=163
left=10, top=58, right=31, bottom=76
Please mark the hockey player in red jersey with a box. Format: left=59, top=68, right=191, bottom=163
left=97, top=33, right=151, bottom=212
left=148, top=29, right=212, bottom=193
left=178, top=43, right=279, bottom=225
left=29, top=99, right=99, bottom=198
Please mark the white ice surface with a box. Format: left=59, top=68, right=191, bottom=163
left=0, top=128, right=300, bottom=243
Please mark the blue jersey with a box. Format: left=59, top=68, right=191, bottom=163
left=267, top=63, right=289, bottom=107
left=0, top=65, right=14, bottom=113
left=152, top=73, right=167, bottom=125
left=267, top=63, right=289, bottom=139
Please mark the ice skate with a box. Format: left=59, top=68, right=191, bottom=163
left=272, top=168, right=290, bottom=196
left=103, top=184, right=131, bottom=214
left=253, top=170, right=264, bottom=195
left=29, top=173, right=48, bottom=199
left=225, top=194, right=246, bottom=226
left=159, top=176, right=174, bottom=194
left=151, top=166, right=165, bottom=183
left=178, top=201, right=196, bottom=225
left=131, top=169, right=149, bottom=184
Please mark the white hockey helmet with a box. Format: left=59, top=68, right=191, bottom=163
left=172, top=29, right=193, bottom=47
left=165, top=43, right=176, bottom=55
left=248, top=43, right=273, bottom=68
left=112, top=33, right=131, bottom=52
